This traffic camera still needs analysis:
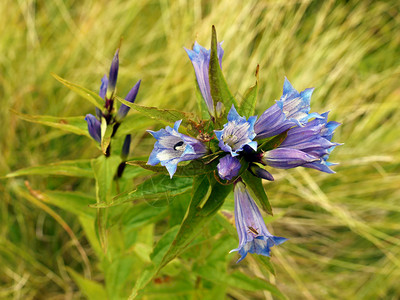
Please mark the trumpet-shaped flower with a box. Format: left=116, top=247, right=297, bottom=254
left=185, top=41, right=224, bottom=117
left=85, top=114, right=101, bottom=143
left=116, top=80, right=141, bottom=121
left=260, top=112, right=340, bottom=173
left=215, top=105, right=257, bottom=157
left=147, top=120, right=207, bottom=178
left=230, top=181, right=287, bottom=263
left=217, top=155, right=241, bottom=180
left=254, top=77, right=322, bottom=139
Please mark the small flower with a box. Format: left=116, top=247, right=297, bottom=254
left=121, top=134, right=131, bottom=160
left=147, top=120, right=207, bottom=178
left=230, top=181, right=287, bottom=263
left=185, top=41, right=224, bottom=117
left=85, top=114, right=101, bottom=143
left=215, top=105, right=257, bottom=157
left=260, top=112, right=340, bottom=173
left=254, top=77, right=322, bottom=140
left=217, top=155, right=241, bottom=180
left=116, top=80, right=141, bottom=121
left=248, top=164, right=274, bottom=181
left=106, top=48, right=119, bottom=99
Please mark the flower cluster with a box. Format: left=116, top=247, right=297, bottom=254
left=85, top=49, right=141, bottom=147
left=85, top=34, right=340, bottom=264
left=144, top=40, right=340, bottom=263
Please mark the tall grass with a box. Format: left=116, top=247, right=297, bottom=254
left=1, top=0, right=399, bottom=299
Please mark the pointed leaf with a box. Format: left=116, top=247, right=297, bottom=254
left=67, top=267, right=108, bottom=300
left=241, top=170, right=273, bottom=215
left=11, top=110, right=89, bottom=137
left=209, top=26, right=237, bottom=121
left=239, top=64, right=259, bottom=117
left=101, top=119, right=114, bottom=155
left=52, top=73, right=104, bottom=109
left=92, top=175, right=193, bottom=208
left=115, top=97, right=199, bottom=136
left=5, top=159, right=93, bottom=178
left=126, top=159, right=219, bottom=177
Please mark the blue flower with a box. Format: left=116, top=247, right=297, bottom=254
left=215, top=105, right=257, bottom=157
left=261, top=112, right=341, bottom=173
left=230, top=181, right=287, bottom=263
left=217, top=155, right=241, bottom=180
left=116, top=79, right=141, bottom=121
left=185, top=41, right=224, bottom=117
left=147, top=120, right=207, bottom=178
left=254, top=77, right=322, bottom=139
left=106, top=48, right=119, bottom=99
left=85, top=114, right=101, bottom=143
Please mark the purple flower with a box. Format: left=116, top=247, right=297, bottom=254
left=121, top=134, right=131, bottom=160
left=217, top=155, right=241, bottom=180
left=106, top=49, right=119, bottom=99
left=185, top=41, right=224, bottom=117
left=254, top=77, right=322, bottom=139
left=215, top=105, right=257, bottom=157
left=230, top=181, right=287, bottom=263
left=116, top=80, right=141, bottom=121
left=85, top=114, right=101, bottom=143
left=147, top=120, right=207, bottom=178
left=261, top=112, right=340, bottom=173
left=249, top=164, right=274, bottom=181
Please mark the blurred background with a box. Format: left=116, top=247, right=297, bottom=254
left=1, top=0, right=400, bottom=299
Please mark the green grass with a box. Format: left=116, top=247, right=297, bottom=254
left=1, top=0, right=400, bottom=299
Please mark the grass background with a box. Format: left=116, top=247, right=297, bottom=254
left=1, top=0, right=400, bottom=299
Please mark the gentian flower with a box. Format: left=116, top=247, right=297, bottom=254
left=106, top=49, right=119, bottom=100
left=260, top=112, right=340, bottom=173
left=85, top=114, right=101, bottom=143
left=217, top=155, right=241, bottom=180
left=116, top=80, right=141, bottom=121
left=254, top=77, right=322, bottom=140
left=185, top=41, right=224, bottom=117
left=147, top=120, right=207, bottom=178
left=230, top=181, right=287, bottom=263
left=215, top=105, right=257, bottom=157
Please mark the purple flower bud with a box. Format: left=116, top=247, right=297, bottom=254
left=99, top=74, right=108, bottom=100
left=106, top=49, right=119, bottom=99
left=84, top=114, right=101, bottom=143
left=121, top=134, right=131, bottom=159
left=185, top=41, right=224, bottom=117
left=230, top=181, right=287, bottom=263
left=217, top=155, right=241, bottom=180
left=116, top=80, right=141, bottom=121
left=249, top=164, right=274, bottom=181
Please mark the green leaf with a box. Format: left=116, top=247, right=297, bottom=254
left=67, top=267, right=108, bottom=300
left=115, top=114, right=155, bottom=137
left=5, top=159, right=93, bottom=178
left=52, top=73, right=104, bottom=109
left=158, top=175, right=231, bottom=269
left=126, top=159, right=219, bottom=177
left=239, top=64, right=259, bottom=117
left=258, top=130, right=288, bottom=151
left=115, top=96, right=199, bottom=136
left=11, top=110, right=89, bottom=137
left=92, top=155, right=121, bottom=204
left=241, top=170, right=273, bottom=215
left=40, top=191, right=96, bottom=219
left=150, top=225, right=180, bottom=265
left=226, top=272, right=287, bottom=299
left=92, top=175, right=193, bottom=208
left=128, top=175, right=232, bottom=299
left=209, top=26, right=237, bottom=120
